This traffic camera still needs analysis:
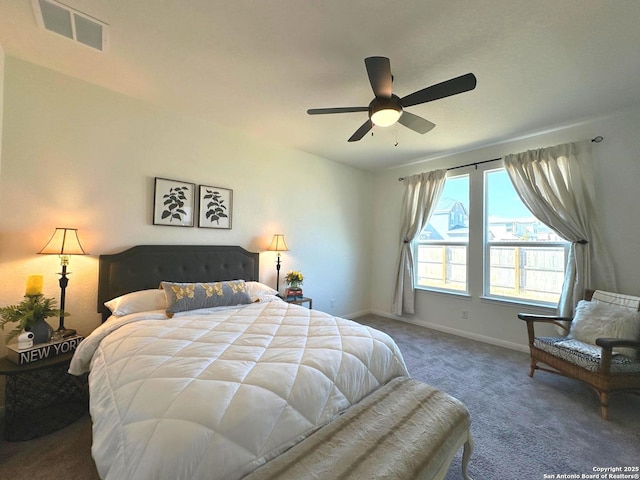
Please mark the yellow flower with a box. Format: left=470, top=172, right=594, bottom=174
left=285, top=271, right=304, bottom=285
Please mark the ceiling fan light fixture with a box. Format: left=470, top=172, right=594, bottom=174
left=369, top=96, right=403, bottom=127
left=371, top=107, right=402, bottom=127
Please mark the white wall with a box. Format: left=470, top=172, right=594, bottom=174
left=0, top=57, right=373, bottom=358
left=370, top=106, right=640, bottom=351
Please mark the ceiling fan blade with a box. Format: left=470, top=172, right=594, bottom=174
left=400, top=73, right=477, bottom=108
left=365, top=56, right=392, bottom=98
left=307, top=106, right=369, bottom=115
left=348, top=119, right=373, bottom=142
left=398, top=111, right=436, bottom=134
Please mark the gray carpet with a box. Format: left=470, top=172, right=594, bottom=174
left=0, top=409, right=99, bottom=480
left=357, top=314, right=640, bottom=479
left=1, top=314, right=638, bottom=479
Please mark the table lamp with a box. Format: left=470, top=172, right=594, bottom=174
left=39, top=227, right=87, bottom=337
left=267, top=234, right=288, bottom=293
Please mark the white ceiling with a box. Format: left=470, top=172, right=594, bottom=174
left=1, top=0, right=640, bottom=170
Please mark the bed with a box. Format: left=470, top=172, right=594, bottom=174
left=71, top=245, right=473, bottom=480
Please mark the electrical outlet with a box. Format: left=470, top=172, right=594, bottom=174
left=462, top=310, right=469, bottom=319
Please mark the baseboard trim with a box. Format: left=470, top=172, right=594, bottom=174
left=366, top=308, right=530, bottom=354
left=342, top=309, right=370, bottom=320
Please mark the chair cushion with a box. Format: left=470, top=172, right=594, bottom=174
left=534, top=337, right=640, bottom=373
left=568, top=300, right=640, bottom=358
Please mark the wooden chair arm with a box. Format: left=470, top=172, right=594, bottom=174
left=518, top=313, right=573, bottom=343
left=595, top=338, right=640, bottom=350
left=594, top=338, right=640, bottom=373
left=517, top=313, right=573, bottom=323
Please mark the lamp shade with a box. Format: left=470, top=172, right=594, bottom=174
left=267, top=234, right=289, bottom=252
left=38, top=228, right=87, bottom=256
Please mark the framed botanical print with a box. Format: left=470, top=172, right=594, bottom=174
left=198, top=185, right=232, bottom=229
left=153, top=177, right=195, bottom=227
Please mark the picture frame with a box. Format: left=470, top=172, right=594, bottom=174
left=153, top=177, right=195, bottom=227
left=198, top=185, right=233, bottom=229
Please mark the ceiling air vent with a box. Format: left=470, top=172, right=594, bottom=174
left=33, top=0, right=108, bottom=51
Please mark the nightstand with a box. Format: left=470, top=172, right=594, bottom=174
left=285, top=297, right=313, bottom=309
left=0, top=352, right=88, bottom=441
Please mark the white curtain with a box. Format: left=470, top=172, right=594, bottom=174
left=503, top=140, right=616, bottom=316
left=392, top=169, right=447, bottom=315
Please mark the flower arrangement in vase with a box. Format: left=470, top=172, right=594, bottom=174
left=285, top=271, right=304, bottom=299
left=0, top=276, right=67, bottom=344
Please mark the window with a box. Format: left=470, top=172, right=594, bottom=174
left=414, top=174, right=469, bottom=293
left=484, top=169, right=568, bottom=304
left=413, top=167, right=569, bottom=306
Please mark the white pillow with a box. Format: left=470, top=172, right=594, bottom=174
left=569, top=300, right=640, bottom=358
left=104, top=289, right=167, bottom=317
left=245, top=281, right=278, bottom=300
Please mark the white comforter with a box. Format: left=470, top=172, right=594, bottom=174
left=71, top=299, right=408, bottom=480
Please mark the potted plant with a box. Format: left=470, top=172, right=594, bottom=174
left=285, top=271, right=304, bottom=299
left=0, top=294, right=65, bottom=344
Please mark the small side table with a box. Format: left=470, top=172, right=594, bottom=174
left=285, top=297, right=313, bottom=309
left=0, top=352, right=88, bottom=441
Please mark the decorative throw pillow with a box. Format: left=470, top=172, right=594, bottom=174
left=161, top=280, right=252, bottom=317
left=104, top=289, right=167, bottom=317
left=568, top=300, right=640, bottom=358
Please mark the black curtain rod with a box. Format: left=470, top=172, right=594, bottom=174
left=447, top=156, right=501, bottom=172
left=398, top=136, right=604, bottom=181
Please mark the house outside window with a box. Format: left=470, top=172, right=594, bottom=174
left=413, top=167, right=569, bottom=306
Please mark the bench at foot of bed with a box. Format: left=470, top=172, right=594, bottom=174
left=246, top=376, right=474, bottom=480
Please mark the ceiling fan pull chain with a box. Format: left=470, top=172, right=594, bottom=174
left=394, top=124, right=399, bottom=147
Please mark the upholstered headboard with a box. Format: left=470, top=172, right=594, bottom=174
left=97, top=245, right=259, bottom=321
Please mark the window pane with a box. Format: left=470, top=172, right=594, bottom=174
left=486, top=170, right=565, bottom=243
left=485, top=169, right=568, bottom=303
left=420, top=175, right=469, bottom=242
left=488, top=245, right=566, bottom=302
left=415, top=174, right=469, bottom=293
left=416, top=244, right=467, bottom=291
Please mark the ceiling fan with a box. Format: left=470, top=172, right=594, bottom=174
left=307, top=56, right=477, bottom=142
